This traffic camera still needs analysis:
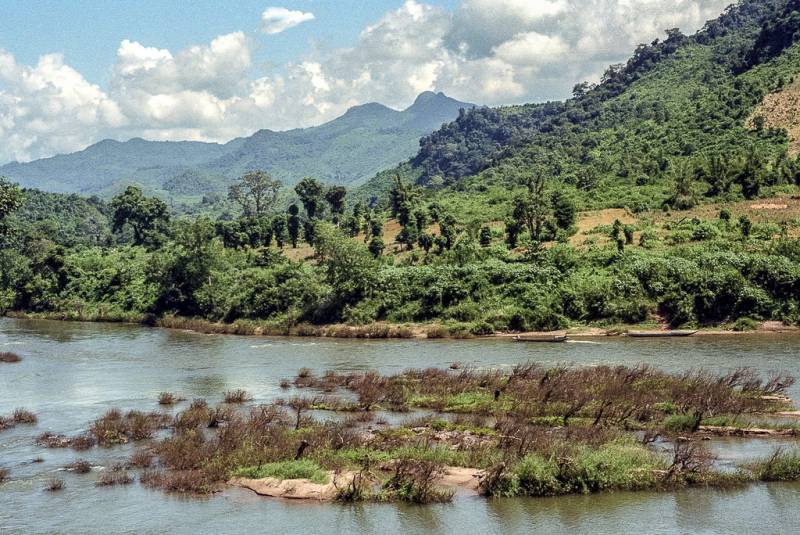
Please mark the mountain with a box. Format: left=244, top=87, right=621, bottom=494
left=0, top=92, right=473, bottom=197
left=364, top=0, right=800, bottom=211
left=202, top=92, right=474, bottom=188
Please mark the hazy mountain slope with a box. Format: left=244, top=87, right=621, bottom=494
left=201, top=92, right=473, bottom=187
left=0, top=92, right=472, bottom=196
left=0, top=138, right=233, bottom=194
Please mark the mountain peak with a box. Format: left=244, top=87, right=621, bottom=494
left=405, top=91, right=473, bottom=115
left=340, top=102, right=397, bottom=120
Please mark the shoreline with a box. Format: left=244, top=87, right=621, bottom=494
left=4, top=311, right=799, bottom=341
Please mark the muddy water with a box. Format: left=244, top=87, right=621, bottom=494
left=1, top=318, right=799, bottom=534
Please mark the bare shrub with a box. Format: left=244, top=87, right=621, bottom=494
left=96, top=469, right=133, bottom=486
left=130, top=449, right=154, bottom=468
left=12, top=408, right=37, bottom=424
left=0, top=352, right=21, bottom=363
left=223, top=389, right=253, bottom=404
left=65, top=460, right=92, bottom=474
left=384, top=459, right=453, bottom=503
left=158, top=392, right=185, bottom=406
left=45, top=478, right=65, bottom=492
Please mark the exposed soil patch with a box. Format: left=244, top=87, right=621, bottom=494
left=749, top=79, right=800, bottom=156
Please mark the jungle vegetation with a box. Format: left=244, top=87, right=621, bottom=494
left=2, top=0, right=800, bottom=334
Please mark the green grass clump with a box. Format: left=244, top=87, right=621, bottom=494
left=746, top=449, right=800, bottom=482
left=566, top=440, right=663, bottom=493
left=232, top=459, right=329, bottom=484
left=662, top=413, right=701, bottom=433
left=489, top=438, right=665, bottom=498
left=444, top=392, right=494, bottom=413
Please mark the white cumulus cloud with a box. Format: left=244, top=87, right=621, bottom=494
left=0, top=0, right=735, bottom=163
left=261, top=7, right=315, bottom=34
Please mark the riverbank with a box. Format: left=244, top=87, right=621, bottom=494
left=4, top=311, right=799, bottom=341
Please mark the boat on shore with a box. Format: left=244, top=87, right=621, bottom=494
left=514, top=333, right=568, bottom=343
left=627, top=330, right=698, bottom=338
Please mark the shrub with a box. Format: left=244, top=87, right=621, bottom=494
left=383, top=459, right=453, bottom=504
left=662, top=413, right=702, bottom=433
left=470, top=321, right=494, bottom=336
left=0, top=352, right=21, bottom=363
left=747, top=449, right=800, bottom=482
left=12, top=409, right=37, bottom=424
left=425, top=325, right=447, bottom=338
left=514, top=454, right=563, bottom=496
left=96, top=469, right=134, bottom=487
left=65, top=460, right=92, bottom=474
left=232, top=460, right=329, bottom=484
left=45, top=478, right=65, bottom=492
left=223, top=389, right=253, bottom=404
left=732, top=317, right=760, bottom=331
left=158, top=392, right=184, bottom=406
left=130, top=449, right=154, bottom=468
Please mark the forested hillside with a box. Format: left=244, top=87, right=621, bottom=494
left=362, top=0, right=800, bottom=212
left=2, top=0, right=800, bottom=335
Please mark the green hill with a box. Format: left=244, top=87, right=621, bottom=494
left=0, top=92, right=473, bottom=199
left=362, top=0, right=800, bottom=216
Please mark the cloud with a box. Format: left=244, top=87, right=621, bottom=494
left=261, top=7, right=315, bottom=34
left=0, top=49, right=125, bottom=162
left=0, top=0, right=734, bottom=163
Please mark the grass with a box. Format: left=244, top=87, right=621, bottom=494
left=702, top=415, right=800, bottom=432
left=232, top=460, right=330, bottom=485
left=662, top=413, right=701, bottom=433
left=745, top=449, right=800, bottom=482
left=483, top=438, right=666, bottom=497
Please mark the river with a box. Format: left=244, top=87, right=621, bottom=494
left=1, top=318, right=799, bottom=534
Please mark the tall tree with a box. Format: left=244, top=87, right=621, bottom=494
left=551, top=191, right=576, bottom=230
left=0, top=178, right=23, bottom=241
left=272, top=216, right=287, bottom=248
left=700, top=154, right=734, bottom=197
left=295, top=177, right=324, bottom=219
left=111, top=186, right=170, bottom=247
left=513, top=173, right=549, bottom=241
left=287, top=204, right=301, bottom=248
left=228, top=170, right=282, bottom=217
left=325, top=186, right=347, bottom=223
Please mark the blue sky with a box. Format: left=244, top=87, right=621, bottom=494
left=0, top=0, right=458, bottom=86
left=0, top=0, right=730, bottom=163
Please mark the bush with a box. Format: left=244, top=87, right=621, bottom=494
left=747, top=449, right=800, bottom=482
left=732, top=317, right=760, bottom=331
left=223, top=389, right=252, bottom=404
left=514, top=454, right=563, bottom=496
left=0, top=352, right=21, bottom=363
left=470, top=321, right=494, bottom=336
left=662, top=413, right=702, bottom=433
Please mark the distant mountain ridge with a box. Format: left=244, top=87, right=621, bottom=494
left=0, top=91, right=474, bottom=197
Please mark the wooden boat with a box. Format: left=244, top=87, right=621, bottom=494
left=514, top=334, right=568, bottom=343
left=626, top=330, right=697, bottom=338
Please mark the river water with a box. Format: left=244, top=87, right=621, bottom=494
left=1, top=318, right=799, bottom=534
